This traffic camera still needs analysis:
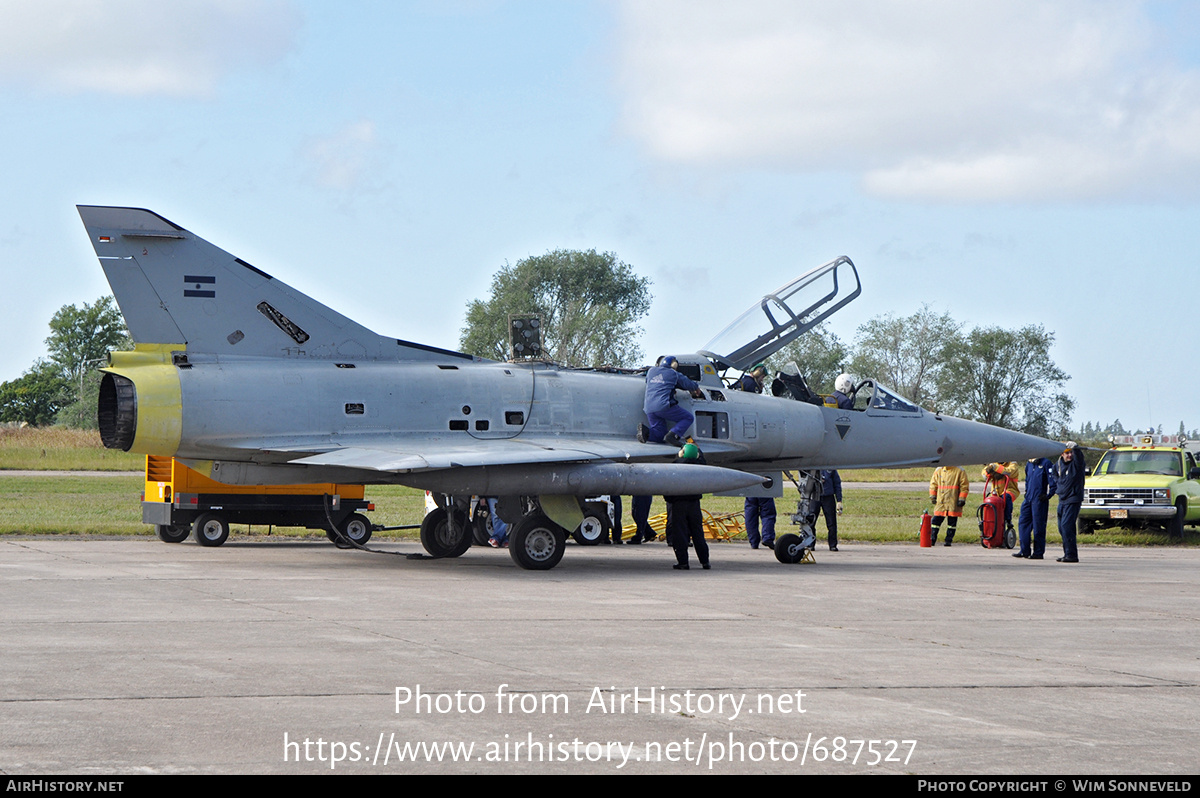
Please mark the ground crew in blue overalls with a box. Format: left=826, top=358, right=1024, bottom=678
left=642, top=355, right=700, bottom=447
left=1015, top=457, right=1056, bottom=560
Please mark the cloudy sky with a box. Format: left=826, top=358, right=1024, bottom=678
left=3, top=0, right=1199, bottom=433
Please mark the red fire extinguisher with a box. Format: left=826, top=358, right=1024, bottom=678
left=920, top=510, right=933, bottom=547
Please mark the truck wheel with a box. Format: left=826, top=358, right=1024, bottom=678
left=572, top=503, right=610, bottom=546
left=509, top=513, right=566, bottom=570
left=774, top=533, right=805, bottom=564
left=156, top=524, right=189, bottom=544
left=1078, top=520, right=1095, bottom=535
left=193, top=513, right=229, bottom=547
left=420, top=507, right=472, bottom=558
left=1168, top=498, right=1186, bottom=539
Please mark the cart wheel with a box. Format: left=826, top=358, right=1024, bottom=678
left=193, top=513, right=229, bottom=547
left=774, top=533, right=806, bottom=564
left=326, top=513, right=372, bottom=548
left=156, top=524, right=189, bottom=544
left=420, top=507, right=472, bottom=558
left=1004, top=526, right=1016, bottom=549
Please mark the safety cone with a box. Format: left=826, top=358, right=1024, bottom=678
left=919, top=510, right=933, bottom=547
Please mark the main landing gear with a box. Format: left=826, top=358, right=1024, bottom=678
left=420, top=495, right=570, bottom=570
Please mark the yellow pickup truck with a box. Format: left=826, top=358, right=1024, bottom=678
left=1080, top=435, right=1200, bottom=538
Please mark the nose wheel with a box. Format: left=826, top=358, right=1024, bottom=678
left=774, top=529, right=816, bottom=564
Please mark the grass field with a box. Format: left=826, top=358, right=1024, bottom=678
left=0, top=427, right=142, bottom=471
left=3, top=427, right=1192, bottom=546
left=2, top=472, right=1193, bottom=547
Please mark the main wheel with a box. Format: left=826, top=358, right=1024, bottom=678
left=472, top=510, right=492, bottom=546
left=509, top=513, right=567, bottom=570
left=156, top=524, right=189, bottom=543
left=420, top=507, right=472, bottom=558
left=1168, top=498, right=1186, bottom=539
left=572, top=502, right=610, bottom=546
left=774, top=532, right=806, bottom=564
left=193, top=513, right=229, bottom=547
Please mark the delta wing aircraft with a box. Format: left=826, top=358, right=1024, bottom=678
left=79, top=206, right=1064, bottom=569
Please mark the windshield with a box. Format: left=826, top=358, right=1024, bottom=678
left=699, top=256, right=861, bottom=371
left=1094, top=450, right=1182, bottom=477
left=846, top=379, right=921, bottom=414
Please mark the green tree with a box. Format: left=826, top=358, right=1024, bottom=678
left=848, top=305, right=961, bottom=407
left=773, top=321, right=848, bottom=395
left=459, top=250, right=652, bottom=367
left=0, top=361, right=70, bottom=427
left=938, top=324, right=1074, bottom=435
left=42, top=296, right=129, bottom=428
left=45, top=296, right=129, bottom=385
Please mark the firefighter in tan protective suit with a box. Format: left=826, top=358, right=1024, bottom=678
left=929, top=466, right=970, bottom=546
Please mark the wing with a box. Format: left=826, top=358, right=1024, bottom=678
left=267, top=435, right=765, bottom=496
left=281, top=436, right=667, bottom=471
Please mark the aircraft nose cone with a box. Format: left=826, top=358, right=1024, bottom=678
left=937, top=415, right=1063, bottom=466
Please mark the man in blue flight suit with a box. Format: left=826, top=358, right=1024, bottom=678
left=1055, top=443, right=1086, bottom=563
left=814, top=469, right=843, bottom=551
left=642, top=355, right=701, bottom=446
left=832, top=373, right=855, bottom=410
left=1015, top=457, right=1056, bottom=560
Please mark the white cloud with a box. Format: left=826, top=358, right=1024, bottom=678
left=0, top=0, right=299, bottom=97
left=617, top=0, right=1200, bottom=201
left=304, top=120, right=383, bottom=191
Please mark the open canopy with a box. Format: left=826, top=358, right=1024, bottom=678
left=698, top=256, right=861, bottom=371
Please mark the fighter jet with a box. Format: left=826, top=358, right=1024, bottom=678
left=79, top=206, right=1064, bottom=569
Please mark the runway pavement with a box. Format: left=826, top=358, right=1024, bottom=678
left=2, top=535, right=1197, bottom=775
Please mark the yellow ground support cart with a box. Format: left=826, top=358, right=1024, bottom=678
left=621, top=510, right=746, bottom=541
left=142, top=455, right=373, bottom=547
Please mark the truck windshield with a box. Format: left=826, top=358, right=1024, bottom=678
left=1094, top=451, right=1182, bottom=477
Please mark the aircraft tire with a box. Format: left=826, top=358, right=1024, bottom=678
left=509, top=513, right=566, bottom=570
left=1168, top=498, right=1186, bottom=539
left=773, top=533, right=805, bottom=564
left=420, top=507, right=472, bottom=558
left=572, top=503, right=610, bottom=546
left=193, top=513, right=229, bottom=547
left=472, top=512, right=492, bottom=547
left=156, top=524, right=190, bottom=544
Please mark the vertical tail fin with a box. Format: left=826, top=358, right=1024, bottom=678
left=77, top=206, right=471, bottom=362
